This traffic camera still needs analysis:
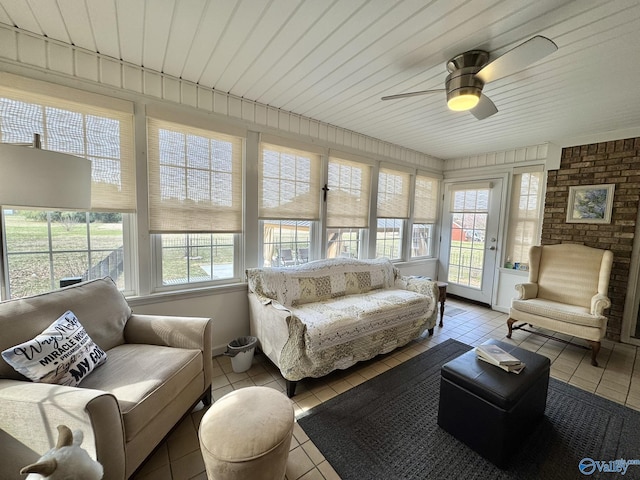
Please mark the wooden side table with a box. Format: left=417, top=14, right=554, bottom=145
left=436, top=281, right=448, bottom=328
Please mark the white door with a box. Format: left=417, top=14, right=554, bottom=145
left=439, top=179, right=503, bottom=304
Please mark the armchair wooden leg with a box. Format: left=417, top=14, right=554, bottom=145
left=506, top=318, right=516, bottom=338
left=588, top=341, right=601, bottom=367
left=202, top=387, right=212, bottom=406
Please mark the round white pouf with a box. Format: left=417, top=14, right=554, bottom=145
left=199, top=386, right=294, bottom=480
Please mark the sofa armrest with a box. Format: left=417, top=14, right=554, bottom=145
left=124, top=314, right=213, bottom=389
left=591, top=293, right=611, bottom=316
left=0, top=379, right=125, bottom=480
left=397, top=276, right=438, bottom=302
left=515, top=282, right=538, bottom=300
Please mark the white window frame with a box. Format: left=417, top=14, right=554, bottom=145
left=151, top=233, right=242, bottom=290
left=506, top=167, right=545, bottom=265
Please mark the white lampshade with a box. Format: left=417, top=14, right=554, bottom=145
left=0, top=143, right=91, bottom=210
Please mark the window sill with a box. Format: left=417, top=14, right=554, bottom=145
left=127, top=281, right=247, bottom=307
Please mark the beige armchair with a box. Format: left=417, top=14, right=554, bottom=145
left=507, top=244, right=613, bottom=367
left=0, top=277, right=212, bottom=480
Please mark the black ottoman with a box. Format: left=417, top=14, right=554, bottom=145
left=437, top=339, right=550, bottom=468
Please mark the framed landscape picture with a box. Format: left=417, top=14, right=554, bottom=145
left=566, top=184, right=615, bottom=224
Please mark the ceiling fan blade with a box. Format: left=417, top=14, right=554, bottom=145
left=476, top=35, right=557, bottom=84
left=470, top=94, right=498, bottom=120
left=381, top=89, right=444, bottom=101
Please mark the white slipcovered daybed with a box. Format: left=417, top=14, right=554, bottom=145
left=246, top=258, right=438, bottom=396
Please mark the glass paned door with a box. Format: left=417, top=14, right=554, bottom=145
left=448, top=189, right=488, bottom=288
left=440, top=179, right=503, bottom=304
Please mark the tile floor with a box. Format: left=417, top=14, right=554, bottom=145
left=131, top=297, right=640, bottom=480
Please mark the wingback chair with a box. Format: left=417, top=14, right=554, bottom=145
left=507, top=244, right=613, bottom=366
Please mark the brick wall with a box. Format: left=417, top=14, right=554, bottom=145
left=542, top=137, right=640, bottom=341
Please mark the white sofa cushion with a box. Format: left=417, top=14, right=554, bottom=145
left=511, top=298, right=604, bottom=328
left=290, top=288, right=431, bottom=351
left=247, top=257, right=397, bottom=307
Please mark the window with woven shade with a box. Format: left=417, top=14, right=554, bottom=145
left=259, top=141, right=321, bottom=267
left=147, top=118, right=244, bottom=287
left=0, top=79, right=136, bottom=212
left=411, top=173, right=439, bottom=258
left=0, top=75, right=135, bottom=298
left=147, top=118, right=243, bottom=234
left=506, top=166, right=544, bottom=265
left=376, top=166, right=412, bottom=260
left=326, top=155, right=371, bottom=260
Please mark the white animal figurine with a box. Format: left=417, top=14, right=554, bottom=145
left=20, top=425, right=103, bottom=480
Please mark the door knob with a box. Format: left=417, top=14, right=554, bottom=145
left=488, top=246, right=496, bottom=250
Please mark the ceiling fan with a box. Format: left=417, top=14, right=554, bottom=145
left=381, top=35, right=557, bottom=120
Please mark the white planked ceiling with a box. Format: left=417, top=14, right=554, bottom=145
left=1, top=0, right=639, bottom=160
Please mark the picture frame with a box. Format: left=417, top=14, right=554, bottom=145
left=566, top=184, right=615, bottom=224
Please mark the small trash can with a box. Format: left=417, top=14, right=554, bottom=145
left=225, top=336, right=257, bottom=373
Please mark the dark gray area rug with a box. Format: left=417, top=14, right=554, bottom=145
left=298, top=339, right=640, bottom=480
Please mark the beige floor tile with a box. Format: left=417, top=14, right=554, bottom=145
left=625, top=394, right=640, bottom=411
left=169, top=450, right=205, bottom=480
left=550, top=367, right=572, bottom=382
left=189, top=472, right=208, bottom=480
left=568, top=376, right=597, bottom=393
left=317, top=460, right=341, bottom=480
left=133, top=443, right=169, bottom=477
left=296, top=394, right=322, bottom=413
left=596, top=384, right=628, bottom=404
left=134, top=463, right=173, bottom=480
left=297, top=468, right=326, bottom=480
left=598, top=378, right=630, bottom=395
left=572, top=364, right=604, bottom=383
left=293, top=422, right=310, bottom=443
left=314, top=387, right=338, bottom=402
left=285, top=446, right=315, bottom=480
left=328, top=379, right=353, bottom=394
left=212, top=384, right=234, bottom=401
left=167, top=428, right=201, bottom=461
left=225, top=371, right=249, bottom=383
left=301, top=440, right=325, bottom=465
left=210, top=374, right=230, bottom=389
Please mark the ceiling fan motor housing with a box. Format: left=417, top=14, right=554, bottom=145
left=445, top=50, right=490, bottom=103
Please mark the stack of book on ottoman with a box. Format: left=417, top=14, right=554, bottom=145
left=475, top=344, right=525, bottom=374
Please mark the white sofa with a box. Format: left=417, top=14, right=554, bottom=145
left=247, top=258, right=438, bottom=396
left=0, top=277, right=212, bottom=480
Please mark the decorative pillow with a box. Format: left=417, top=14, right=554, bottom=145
left=1, top=310, right=107, bottom=387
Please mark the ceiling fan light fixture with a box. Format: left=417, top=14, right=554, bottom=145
left=447, top=91, right=480, bottom=111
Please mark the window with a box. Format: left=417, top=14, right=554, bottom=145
left=259, top=141, right=321, bottom=267
left=3, top=210, right=127, bottom=298
left=147, top=118, right=243, bottom=286
left=326, top=156, right=371, bottom=259
left=376, top=218, right=404, bottom=259
left=0, top=80, right=135, bottom=299
left=376, top=166, right=411, bottom=260
left=412, top=174, right=439, bottom=258
left=160, top=233, right=235, bottom=284
left=506, top=168, right=544, bottom=264
left=262, top=221, right=311, bottom=267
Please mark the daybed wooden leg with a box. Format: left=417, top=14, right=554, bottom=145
left=286, top=380, right=297, bottom=398
left=589, top=341, right=601, bottom=367
left=506, top=318, right=516, bottom=339
left=428, top=327, right=434, bottom=336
